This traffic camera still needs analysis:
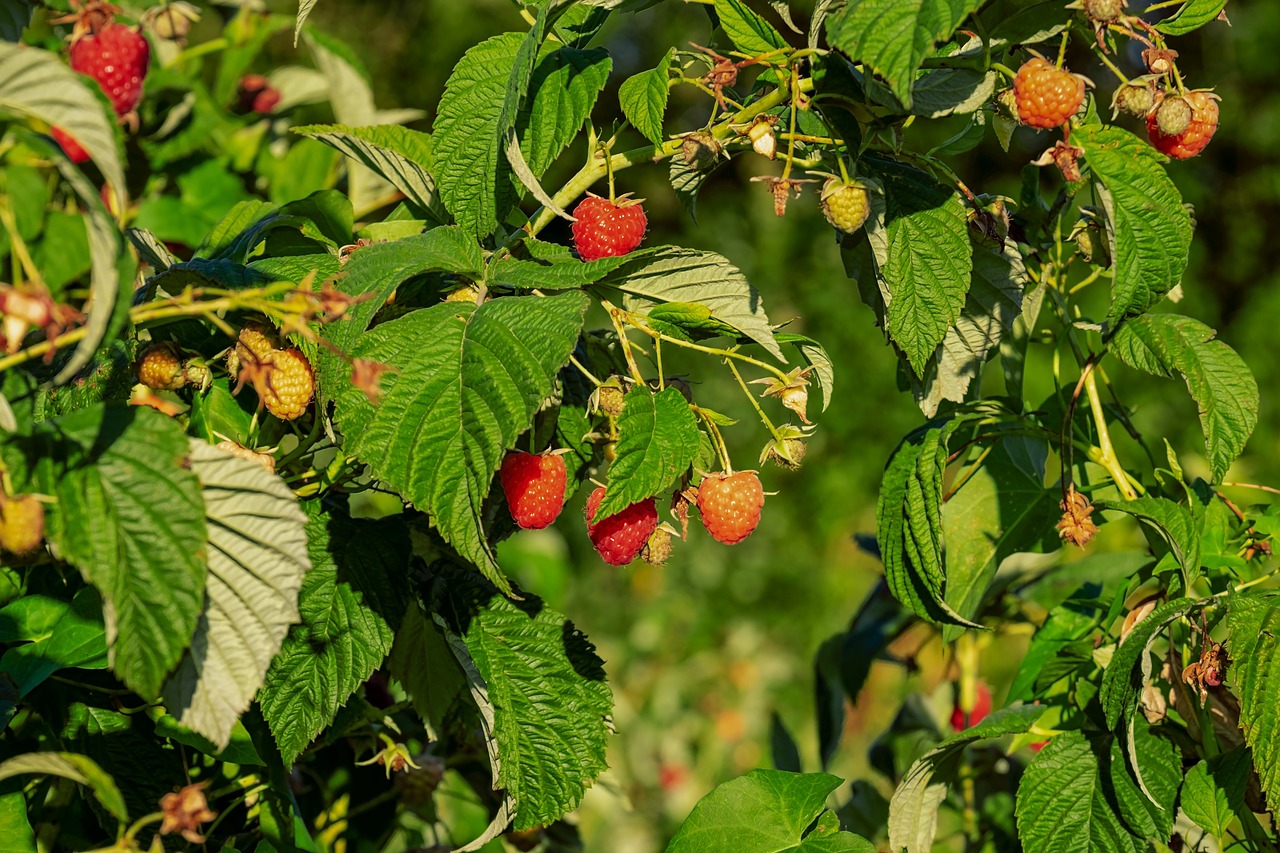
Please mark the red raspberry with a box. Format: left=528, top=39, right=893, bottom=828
left=570, top=195, right=646, bottom=262
left=51, top=127, right=90, bottom=163
left=500, top=451, right=567, bottom=530
left=70, top=23, right=151, bottom=117
left=238, top=74, right=281, bottom=114
left=584, top=486, right=658, bottom=566
left=1147, top=91, right=1219, bottom=159
left=949, top=681, right=993, bottom=732
left=1013, top=58, right=1085, bottom=130
left=696, top=471, right=764, bottom=545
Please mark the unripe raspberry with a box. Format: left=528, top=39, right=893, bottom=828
left=136, top=342, right=186, bottom=391
left=1155, top=95, right=1192, bottom=136
left=214, top=440, right=276, bottom=474
left=640, top=527, right=672, bottom=566
left=236, top=323, right=276, bottom=361
left=819, top=177, right=871, bottom=234
left=395, top=753, right=445, bottom=816
left=1083, top=0, right=1126, bottom=22
left=505, top=827, right=545, bottom=852
left=444, top=283, right=481, bottom=303
left=0, top=494, right=45, bottom=555
left=595, top=378, right=627, bottom=418
left=1147, top=90, right=1219, bottom=159
left=696, top=471, right=764, bottom=545
left=184, top=357, right=212, bottom=392
left=260, top=348, right=315, bottom=421
left=1112, top=81, right=1156, bottom=117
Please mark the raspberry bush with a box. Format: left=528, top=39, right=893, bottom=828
left=0, top=0, right=1276, bottom=851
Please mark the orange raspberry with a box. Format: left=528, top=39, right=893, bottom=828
left=1013, top=58, right=1086, bottom=130
left=136, top=342, right=186, bottom=391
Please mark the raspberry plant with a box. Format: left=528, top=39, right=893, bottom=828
left=0, top=0, right=1275, bottom=851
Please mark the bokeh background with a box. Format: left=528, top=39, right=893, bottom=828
left=236, top=0, right=1277, bottom=847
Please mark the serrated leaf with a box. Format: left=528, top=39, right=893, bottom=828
left=595, top=247, right=784, bottom=360
left=1113, top=718, right=1180, bottom=840
left=160, top=441, right=308, bottom=750
left=911, top=68, right=997, bottom=118
left=40, top=406, right=206, bottom=699
left=889, top=706, right=1042, bottom=852
left=522, top=47, right=611, bottom=175
left=293, top=124, right=446, bottom=223
left=387, top=603, right=467, bottom=736
left=1101, top=498, right=1201, bottom=587
left=258, top=510, right=408, bottom=766
left=864, top=158, right=973, bottom=377
left=1110, top=313, right=1257, bottom=482
left=294, top=0, right=317, bottom=45
left=713, top=0, right=789, bottom=56
left=825, top=0, right=983, bottom=109
left=1156, top=0, right=1227, bottom=36
left=1015, top=732, right=1147, bottom=853
left=431, top=564, right=612, bottom=830
left=0, top=752, right=126, bottom=824
left=976, top=0, right=1070, bottom=47
left=1100, top=597, right=1195, bottom=731
left=333, top=293, right=589, bottom=589
left=618, top=50, right=671, bottom=145
left=1075, top=125, right=1193, bottom=330
left=594, top=387, right=699, bottom=519
left=1226, top=592, right=1280, bottom=812
left=941, top=439, right=1058, bottom=639
left=668, top=769, right=875, bottom=853
left=487, top=249, right=630, bottom=292
left=1181, top=760, right=1233, bottom=839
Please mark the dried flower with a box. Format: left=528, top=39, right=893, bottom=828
left=1057, top=486, right=1098, bottom=547
left=159, top=782, right=217, bottom=844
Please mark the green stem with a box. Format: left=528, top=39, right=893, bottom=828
left=1084, top=368, right=1139, bottom=500
left=724, top=355, right=783, bottom=443
left=622, top=312, right=793, bottom=384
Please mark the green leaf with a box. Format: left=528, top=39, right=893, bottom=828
left=294, top=0, right=317, bottom=45
left=595, top=247, right=785, bottom=360
left=0, top=752, right=127, bottom=824
left=259, top=510, right=409, bottom=766
left=1100, top=498, right=1201, bottom=586
left=1007, top=595, right=1102, bottom=702
left=1113, top=718, right=1179, bottom=840
left=431, top=564, right=613, bottom=830
left=941, top=438, right=1058, bottom=638
left=889, top=706, right=1043, bottom=853
left=864, top=158, right=973, bottom=377
left=618, top=51, right=672, bottom=145
left=1181, top=760, right=1233, bottom=839
left=1156, top=0, right=1227, bottom=36
left=294, top=124, right=443, bottom=221
left=667, top=769, right=876, bottom=853
left=487, top=251, right=629, bottom=291
left=151, top=713, right=264, bottom=766
left=1100, top=597, right=1195, bottom=731
left=334, top=293, right=587, bottom=589
left=522, top=47, right=612, bottom=176
left=386, top=603, right=467, bottom=736
left=825, top=0, right=983, bottom=109
left=0, top=790, right=35, bottom=853
left=1075, top=125, right=1193, bottom=330
left=594, top=387, right=699, bottom=519
left=1015, top=732, right=1147, bottom=853
left=976, top=0, right=1070, bottom=47
left=911, top=68, right=997, bottom=119
left=774, top=333, right=834, bottom=412
left=0, top=588, right=106, bottom=702
left=161, top=441, right=308, bottom=750
left=1110, top=313, right=1258, bottom=482
left=713, top=0, right=789, bottom=55
left=1226, top=592, right=1280, bottom=811
left=41, top=406, right=206, bottom=699
left=0, top=0, right=36, bottom=42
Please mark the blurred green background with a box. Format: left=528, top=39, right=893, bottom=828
left=239, top=0, right=1277, bottom=847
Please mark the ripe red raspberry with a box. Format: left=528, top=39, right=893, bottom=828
left=1147, top=91, right=1219, bottom=159
left=570, top=195, right=646, bottom=262
left=51, top=127, right=90, bottom=163
left=950, top=681, right=993, bottom=731
left=136, top=342, right=186, bottom=391
left=500, top=451, right=568, bottom=529
left=696, top=471, right=764, bottom=545
left=259, top=348, right=315, bottom=421
left=1013, top=58, right=1085, bottom=130
left=584, top=486, right=658, bottom=566
left=70, top=23, right=151, bottom=117
left=237, top=74, right=281, bottom=114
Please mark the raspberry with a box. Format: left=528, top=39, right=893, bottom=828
left=570, top=195, right=646, bottom=262
left=819, top=177, right=871, bottom=234
left=1083, top=0, right=1126, bottom=22
left=640, top=527, right=672, bottom=566
left=136, top=342, right=186, bottom=390
left=585, top=486, right=658, bottom=566
left=594, top=377, right=626, bottom=418
left=69, top=23, right=151, bottom=118
left=0, top=494, right=45, bottom=555
left=1013, top=58, right=1085, bottom=130
left=1147, top=90, right=1219, bottom=159
left=51, top=127, right=90, bottom=163
left=214, top=440, right=276, bottom=474
left=259, top=348, right=315, bottom=421
left=500, top=451, right=568, bottom=530
left=949, top=681, right=993, bottom=732
left=696, top=471, right=764, bottom=545
left=236, top=323, right=276, bottom=361
left=1154, top=95, right=1192, bottom=136
left=237, top=74, right=281, bottom=114
left=1112, top=80, right=1156, bottom=117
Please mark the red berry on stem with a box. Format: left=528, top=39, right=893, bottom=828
left=949, top=681, right=993, bottom=732
left=570, top=195, right=646, bottom=261
left=696, top=471, right=764, bottom=545
left=1013, top=58, right=1085, bottom=130
left=51, top=127, right=90, bottom=163
left=70, top=23, right=151, bottom=117
left=500, top=451, right=568, bottom=530
left=585, top=486, right=658, bottom=566
left=1147, top=91, right=1219, bottom=159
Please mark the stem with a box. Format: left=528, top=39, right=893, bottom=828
left=1094, top=49, right=1131, bottom=85
left=698, top=410, right=733, bottom=473
left=568, top=353, right=603, bottom=387
left=622, top=312, right=793, bottom=384
left=1055, top=31, right=1070, bottom=68
left=604, top=303, right=646, bottom=385
left=1221, top=482, right=1280, bottom=497
left=1084, top=368, right=1139, bottom=500
left=724, top=355, right=783, bottom=443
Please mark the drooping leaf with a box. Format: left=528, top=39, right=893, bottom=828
left=618, top=50, right=672, bottom=145
left=39, top=406, right=206, bottom=699
left=1110, top=313, right=1258, bottom=482
left=774, top=333, right=834, bottom=412
left=161, top=441, right=309, bottom=750
left=430, top=563, right=613, bottom=830
left=0, top=752, right=127, bottom=824
left=911, top=68, right=998, bottom=118
left=1226, top=592, right=1280, bottom=811
left=667, top=768, right=876, bottom=853
left=258, top=509, right=409, bottom=766
left=1075, top=125, right=1193, bottom=330
left=333, top=292, right=589, bottom=591
left=595, top=247, right=785, bottom=360
left=593, top=387, right=700, bottom=519
left=386, top=603, right=467, bottom=736
left=825, top=0, right=983, bottom=109
left=889, top=706, right=1043, bottom=853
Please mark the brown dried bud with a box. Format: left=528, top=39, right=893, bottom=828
left=1031, top=140, right=1085, bottom=183
left=159, top=782, right=217, bottom=844
left=1057, top=487, right=1098, bottom=547
left=680, top=131, right=724, bottom=170
left=1143, top=47, right=1179, bottom=76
